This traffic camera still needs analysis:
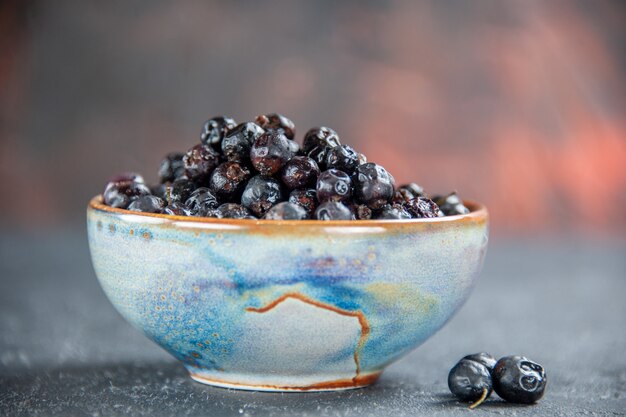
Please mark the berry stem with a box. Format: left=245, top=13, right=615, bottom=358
left=468, top=388, right=488, bottom=410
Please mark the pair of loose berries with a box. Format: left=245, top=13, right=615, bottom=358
left=448, top=353, right=546, bottom=408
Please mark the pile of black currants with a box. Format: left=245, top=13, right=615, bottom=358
left=102, top=113, right=470, bottom=220
left=448, top=353, right=547, bottom=409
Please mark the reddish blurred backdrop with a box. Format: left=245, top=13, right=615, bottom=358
left=1, top=0, right=625, bottom=235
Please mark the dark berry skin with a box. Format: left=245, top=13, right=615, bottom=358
left=463, top=353, right=497, bottom=372
left=103, top=180, right=151, bottom=209
left=448, top=359, right=493, bottom=403
left=214, top=203, right=253, bottom=219
left=250, top=130, right=295, bottom=176
left=315, top=201, right=353, bottom=220
left=375, top=203, right=412, bottom=220
left=264, top=202, right=307, bottom=220
left=493, top=356, right=546, bottom=404
left=169, top=178, right=196, bottom=204
left=185, top=187, right=219, bottom=217
left=163, top=202, right=192, bottom=216
left=255, top=113, right=295, bottom=139
left=127, top=195, right=166, bottom=213
left=404, top=197, right=442, bottom=218
left=325, top=145, right=360, bottom=174
left=109, top=172, right=145, bottom=184
left=241, top=175, right=284, bottom=217
left=352, top=204, right=372, bottom=220
left=393, top=183, right=425, bottom=204
left=303, top=127, right=341, bottom=170
left=288, top=189, right=317, bottom=218
left=316, top=169, right=352, bottom=203
left=281, top=156, right=320, bottom=190
left=222, top=122, right=264, bottom=163
left=353, top=163, right=395, bottom=210
left=183, top=144, right=221, bottom=184
left=433, top=192, right=470, bottom=216
left=200, top=116, right=237, bottom=149
left=158, top=152, right=185, bottom=183
left=209, top=162, right=251, bottom=202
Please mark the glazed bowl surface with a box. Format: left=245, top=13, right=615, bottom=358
left=87, top=196, right=488, bottom=391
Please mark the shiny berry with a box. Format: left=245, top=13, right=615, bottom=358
left=127, top=195, right=166, bottom=213
left=255, top=113, right=295, bottom=139
left=316, top=169, right=352, bottom=203
left=158, top=152, right=185, bottom=183
left=222, top=122, right=264, bottom=162
left=433, top=192, right=470, bottom=216
left=209, top=162, right=251, bottom=202
left=325, top=145, right=360, bottom=174
left=183, top=144, right=221, bottom=184
left=448, top=359, right=493, bottom=403
left=185, top=187, right=219, bottom=216
left=169, top=178, right=196, bottom=204
left=103, top=180, right=151, bottom=209
left=241, top=175, right=284, bottom=217
left=288, top=189, right=317, bottom=217
left=303, top=127, right=341, bottom=169
left=163, top=202, right=192, bottom=216
left=281, top=156, right=320, bottom=190
left=315, top=201, right=353, bottom=220
left=264, top=202, right=307, bottom=220
left=463, top=353, right=497, bottom=372
left=404, top=197, right=442, bottom=218
left=214, top=203, right=253, bottom=219
left=250, top=130, right=295, bottom=175
left=376, top=203, right=412, bottom=220
left=493, top=356, right=547, bottom=404
left=353, top=163, right=395, bottom=210
left=150, top=183, right=168, bottom=200
left=200, top=116, right=237, bottom=148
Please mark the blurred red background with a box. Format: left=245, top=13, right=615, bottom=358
left=1, top=0, right=625, bottom=235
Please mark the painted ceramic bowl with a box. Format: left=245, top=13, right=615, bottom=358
left=87, top=196, right=488, bottom=392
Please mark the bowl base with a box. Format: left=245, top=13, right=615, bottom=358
left=188, top=371, right=381, bottom=392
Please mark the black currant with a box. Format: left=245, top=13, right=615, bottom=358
left=281, top=156, right=320, bottom=190
left=325, top=144, right=360, bottom=174
left=353, top=163, right=395, bottom=210
left=222, top=122, right=265, bottom=163
left=433, top=192, right=470, bottom=216
left=103, top=179, right=151, bottom=209
left=250, top=130, right=295, bottom=176
left=158, top=152, right=185, bottom=183
left=492, top=356, right=546, bottom=404
left=448, top=359, right=493, bottom=405
left=127, top=195, right=166, bottom=213
left=463, top=353, right=497, bottom=372
left=404, top=197, right=442, bottom=218
left=302, top=127, right=341, bottom=169
left=163, top=202, right=192, bottom=216
left=375, top=203, right=412, bottom=220
left=183, top=144, right=221, bottom=184
left=264, top=202, right=308, bottom=220
left=316, top=169, right=352, bottom=203
left=255, top=113, right=295, bottom=139
left=288, top=189, right=317, bottom=218
left=185, top=187, right=219, bottom=216
left=214, top=203, right=253, bottom=219
left=200, top=116, right=237, bottom=149
left=241, top=175, right=284, bottom=217
left=209, top=162, right=251, bottom=202
left=315, top=201, right=353, bottom=220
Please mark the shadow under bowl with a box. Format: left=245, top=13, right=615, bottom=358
left=87, top=196, right=488, bottom=392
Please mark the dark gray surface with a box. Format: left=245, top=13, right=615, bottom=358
left=1, top=233, right=625, bottom=416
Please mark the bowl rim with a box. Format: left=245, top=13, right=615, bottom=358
left=88, top=195, right=488, bottom=227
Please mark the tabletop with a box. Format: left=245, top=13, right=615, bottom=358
left=1, top=232, right=624, bottom=416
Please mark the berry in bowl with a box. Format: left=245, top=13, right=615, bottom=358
left=88, top=114, right=488, bottom=391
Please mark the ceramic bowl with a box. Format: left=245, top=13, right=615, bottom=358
left=87, top=196, right=488, bottom=392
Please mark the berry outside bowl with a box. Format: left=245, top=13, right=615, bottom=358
left=87, top=196, right=488, bottom=392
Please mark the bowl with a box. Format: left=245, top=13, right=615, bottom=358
left=87, top=196, right=488, bottom=392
